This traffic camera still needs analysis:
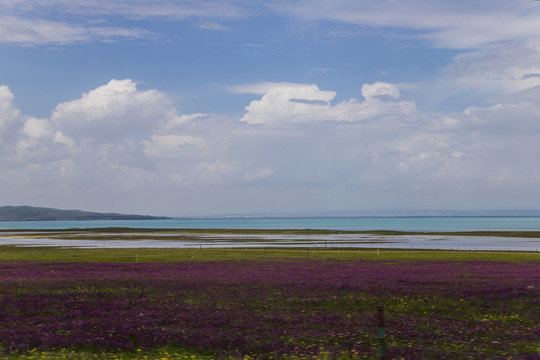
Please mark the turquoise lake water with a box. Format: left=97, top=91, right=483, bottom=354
left=1, top=216, right=540, bottom=231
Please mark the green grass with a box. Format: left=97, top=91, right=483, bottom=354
left=0, top=245, right=538, bottom=262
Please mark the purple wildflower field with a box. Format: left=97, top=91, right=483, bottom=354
left=0, top=259, right=539, bottom=359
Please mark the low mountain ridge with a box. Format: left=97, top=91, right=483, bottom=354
left=0, top=206, right=170, bottom=221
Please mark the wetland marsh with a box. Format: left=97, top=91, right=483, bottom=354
left=1, top=228, right=540, bottom=251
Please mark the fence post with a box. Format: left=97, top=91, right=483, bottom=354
left=377, top=305, right=386, bottom=359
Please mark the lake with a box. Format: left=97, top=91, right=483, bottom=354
left=1, top=217, right=540, bottom=251
left=2, top=216, right=540, bottom=231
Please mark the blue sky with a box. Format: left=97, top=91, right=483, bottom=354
left=2, top=0, right=540, bottom=216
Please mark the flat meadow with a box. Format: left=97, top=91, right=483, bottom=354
left=0, top=242, right=538, bottom=359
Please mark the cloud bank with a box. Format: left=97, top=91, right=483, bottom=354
left=1, top=79, right=540, bottom=215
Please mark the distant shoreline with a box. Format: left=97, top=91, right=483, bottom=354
left=0, top=205, right=170, bottom=222
left=3, top=205, right=540, bottom=221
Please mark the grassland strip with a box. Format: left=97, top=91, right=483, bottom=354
left=0, top=245, right=538, bottom=262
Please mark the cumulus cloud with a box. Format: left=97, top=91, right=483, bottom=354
left=1, top=79, right=190, bottom=180
left=361, top=82, right=400, bottom=100
left=17, top=117, right=54, bottom=150
left=51, top=79, right=174, bottom=140
left=2, top=78, right=540, bottom=215
left=1, top=79, right=212, bottom=163
left=21, top=117, right=53, bottom=140
left=229, top=82, right=334, bottom=96
left=142, top=135, right=207, bottom=158
left=395, top=87, right=540, bottom=194
left=265, top=1, right=540, bottom=115
left=238, top=82, right=415, bottom=124
left=53, top=131, right=74, bottom=147
left=163, top=113, right=218, bottom=130
left=0, top=85, right=22, bottom=141
left=238, top=83, right=335, bottom=124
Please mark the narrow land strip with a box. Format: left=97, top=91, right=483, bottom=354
left=2, top=228, right=540, bottom=237
left=0, top=245, right=538, bottom=262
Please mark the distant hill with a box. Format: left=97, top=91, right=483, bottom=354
left=0, top=206, right=170, bottom=221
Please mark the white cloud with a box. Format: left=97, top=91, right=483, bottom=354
left=0, top=0, right=244, bottom=45
left=238, top=82, right=415, bottom=124
left=2, top=78, right=540, bottom=215
left=238, top=83, right=334, bottom=124
left=0, top=1, right=245, bottom=45
left=197, top=158, right=239, bottom=183
left=242, top=167, right=273, bottom=182
left=4, top=0, right=540, bottom=49
left=17, top=117, right=53, bottom=151
left=228, top=82, right=334, bottom=96
left=441, top=40, right=540, bottom=97
left=142, top=134, right=207, bottom=158
left=53, top=131, right=74, bottom=147
left=5, top=0, right=540, bottom=51
left=361, top=82, right=400, bottom=100
left=270, top=0, right=540, bottom=49
left=51, top=79, right=174, bottom=140
left=78, top=0, right=246, bottom=19
left=0, top=0, right=247, bottom=19
left=21, top=117, right=53, bottom=139
left=0, top=16, right=152, bottom=44
left=198, top=21, right=228, bottom=31
left=15, top=120, right=72, bottom=157
left=164, top=113, right=212, bottom=129
left=0, top=85, right=21, bottom=140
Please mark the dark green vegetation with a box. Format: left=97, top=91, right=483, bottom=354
left=0, top=206, right=169, bottom=221
left=0, top=257, right=538, bottom=359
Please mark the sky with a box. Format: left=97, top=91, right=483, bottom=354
left=1, top=0, right=540, bottom=217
